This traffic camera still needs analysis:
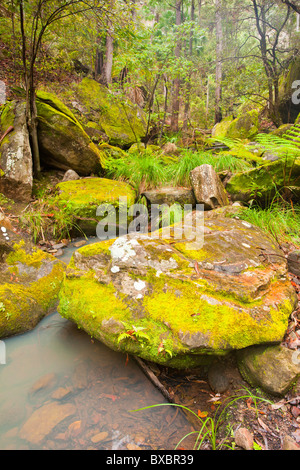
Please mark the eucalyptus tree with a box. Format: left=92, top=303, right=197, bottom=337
left=15, top=0, right=106, bottom=176
left=249, top=0, right=297, bottom=125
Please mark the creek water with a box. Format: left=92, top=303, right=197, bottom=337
left=0, top=238, right=194, bottom=450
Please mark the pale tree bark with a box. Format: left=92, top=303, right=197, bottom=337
left=101, top=2, right=114, bottom=86
left=170, top=0, right=182, bottom=133
left=215, top=0, right=223, bottom=124
left=183, top=0, right=195, bottom=133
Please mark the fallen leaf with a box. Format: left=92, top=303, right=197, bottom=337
left=198, top=410, right=208, bottom=418
left=258, top=417, right=271, bottom=432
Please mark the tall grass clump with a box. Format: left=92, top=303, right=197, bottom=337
left=236, top=200, right=300, bottom=246
left=105, top=149, right=167, bottom=192
left=167, top=149, right=251, bottom=187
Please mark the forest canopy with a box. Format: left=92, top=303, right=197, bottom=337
left=0, top=0, right=300, bottom=148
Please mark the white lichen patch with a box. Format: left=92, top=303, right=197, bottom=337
left=242, top=243, right=251, bottom=249
left=242, top=221, right=252, bottom=228
left=134, top=280, right=146, bottom=291
left=110, top=237, right=139, bottom=262
left=111, top=266, right=120, bottom=274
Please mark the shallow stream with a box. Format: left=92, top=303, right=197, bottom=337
left=0, top=238, right=193, bottom=450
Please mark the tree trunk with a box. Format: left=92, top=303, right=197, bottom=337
left=182, top=0, right=195, bottom=133
left=20, top=0, right=40, bottom=177
left=215, top=0, right=223, bottom=124
left=170, top=0, right=182, bottom=133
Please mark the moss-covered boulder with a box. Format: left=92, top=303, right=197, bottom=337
left=0, top=238, right=66, bottom=339
left=58, top=209, right=297, bottom=369
left=212, top=110, right=259, bottom=141
left=0, top=101, right=33, bottom=202
left=279, top=58, right=300, bottom=124
left=36, top=91, right=106, bottom=175
left=226, top=157, right=300, bottom=203
left=71, top=78, right=147, bottom=148
left=237, top=344, right=300, bottom=396
left=54, top=177, right=137, bottom=236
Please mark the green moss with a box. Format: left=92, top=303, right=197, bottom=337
left=73, top=78, right=147, bottom=147
left=36, top=91, right=81, bottom=127
left=0, top=260, right=65, bottom=338
left=75, top=239, right=116, bottom=258
left=226, top=156, right=300, bottom=202
left=6, top=242, right=51, bottom=269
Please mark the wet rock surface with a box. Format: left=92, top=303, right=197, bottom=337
left=58, top=208, right=297, bottom=368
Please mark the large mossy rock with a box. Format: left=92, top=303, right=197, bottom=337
left=212, top=110, right=259, bottom=141
left=0, top=237, right=66, bottom=339
left=0, top=101, right=33, bottom=202
left=71, top=78, right=147, bottom=148
left=279, top=58, right=300, bottom=124
left=36, top=91, right=106, bottom=175
left=55, top=177, right=137, bottom=236
left=226, top=157, right=300, bottom=203
left=58, top=209, right=297, bottom=369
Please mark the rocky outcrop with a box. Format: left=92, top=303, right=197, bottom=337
left=226, top=157, right=300, bottom=203
left=0, top=234, right=66, bottom=339
left=279, top=58, right=300, bottom=124
left=0, top=101, right=33, bottom=202
left=190, top=164, right=229, bottom=210
left=70, top=78, right=147, bottom=148
left=58, top=209, right=297, bottom=369
left=212, top=110, right=259, bottom=141
left=36, top=91, right=106, bottom=175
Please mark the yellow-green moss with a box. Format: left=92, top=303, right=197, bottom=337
left=55, top=178, right=136, bottom=218
left=6, top=242, right=51, bottom=269
left=0, top=261, right=65, bottom=338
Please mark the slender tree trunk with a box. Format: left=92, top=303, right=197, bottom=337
left=215, top=0, right=223, bottom=124
left=170, top=0, right=182, bottom=133
left=20, top=0, right=41, bottom=177
left=101, top=2, right=114, bottom=87
left=183, top=0, right=195, bottom=133
left=104, top=29, right=114, bottom=85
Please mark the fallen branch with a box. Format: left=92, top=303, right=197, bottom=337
left=134, top=356, right=175, bottom=404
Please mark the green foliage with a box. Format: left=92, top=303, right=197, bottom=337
left=167, top=148, right=251, bottom=187
left=255, top=134, right=300, bottom=159
left=236, top=200, right=300, bottom=246
left=117, top=325, right=151, bottom=348
left=19, top=194, right=83, bottom=243
left=106, top=149, right=167, bottom=192
left=131, top=387, right=273, bottom=450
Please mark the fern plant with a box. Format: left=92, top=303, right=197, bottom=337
left=117, top=325, right=151, bottom=348
left=255, top=133, right=300, bottom=159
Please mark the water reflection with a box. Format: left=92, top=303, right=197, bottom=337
left=0, top=239, right=193, bottom=450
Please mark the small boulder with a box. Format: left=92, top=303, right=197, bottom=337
left=234, top=427, right=254, bottom=450
left=142, top=187, right=196, bottom=207
left=237, top=344, right=300, bottom=396
left=62, top=169, right=80, bottom=182
left=190, top=164, right=229, bottom=210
